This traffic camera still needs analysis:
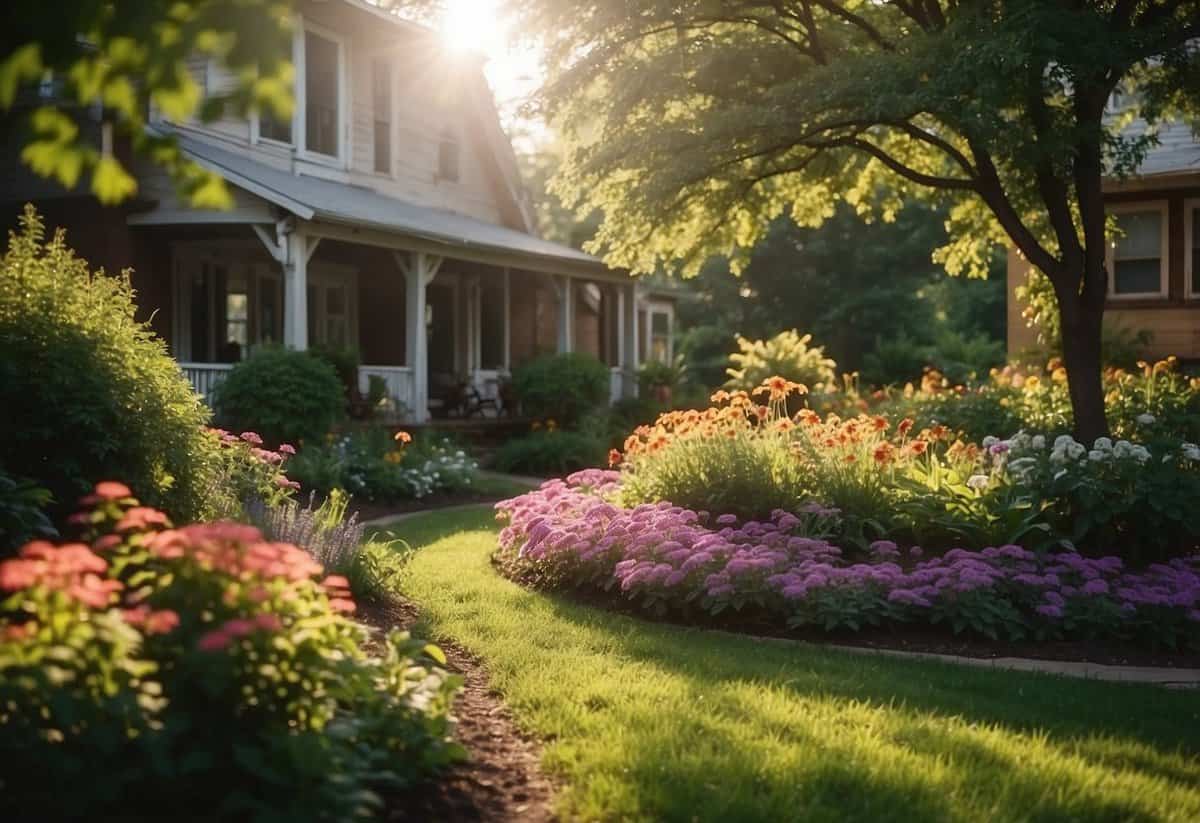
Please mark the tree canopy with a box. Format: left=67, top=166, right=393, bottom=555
left=519, top=0, right=1200, bottom=439
left=0, top=0, right=294, bottom=207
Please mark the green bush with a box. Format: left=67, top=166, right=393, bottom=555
left=511, top=352, right=610, bottom=426
left=211, top=346, right=344, bottom=446
left=0, top=206, right=216, bottom=522
left=0, top=469, right=55, bottom=556
left=724, top=330, right=838, bottom=393
left=494, top=430, right=607, bottom=475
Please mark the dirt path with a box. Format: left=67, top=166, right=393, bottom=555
left=360, top=600, right=557, bottom=822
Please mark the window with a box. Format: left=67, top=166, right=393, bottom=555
left=650, top=311, right=671, bottom=363
left=372, top=58, right=392, bottom=174
left=305, top=30, right=340, bottom=157
left=1109, top=205, right=1167, bottom=298
left=437, top=127, right=460, bottom=182
left=225, top=274, right=249, bottom=355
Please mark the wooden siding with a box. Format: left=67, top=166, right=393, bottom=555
left=159, top=0, right=518, bottom=229
left=1006, top=183, right=1200, bottom=360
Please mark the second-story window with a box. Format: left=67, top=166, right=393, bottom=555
left=437, top=127, right=460, bottom=182
left=372, top=58, right=392, bottom=174
left=305, top=30, right=340, bottom=157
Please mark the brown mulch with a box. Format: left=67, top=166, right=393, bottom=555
left=357, top=599, right=557, bottom=823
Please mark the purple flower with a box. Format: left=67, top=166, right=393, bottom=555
left=1036, top=604, right=1064, bottom=619
left=1081, top=579, right=1109, bottom=595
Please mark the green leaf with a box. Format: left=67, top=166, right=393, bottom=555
left=93, top=155, right=139, bottom=204
left=0, top=44, right=43, bottom=108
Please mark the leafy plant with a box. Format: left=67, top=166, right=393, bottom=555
left=494, top=429, right=607, bottom=475
left=511, top=352, right=610, bottom=426
left=724, top=330, right=837, bottom=397
left=0, top=483, right=462, bottom=820
left=0, top=470, right=55, bottom=557
left=211, top=345, right=345, bottom=447
left=0, top=206, right=217, bottom=522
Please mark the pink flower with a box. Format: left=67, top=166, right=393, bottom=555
left=240, top=431, right=264, bottom=445
left=329, top=597, right=357, bottom=614
left=94, top=481, right=133, bottom=501
left=198, top=630, right=233, bottom=652
left=0, top=559, right=38, bottom=591
left=254, top=613, right=282, bottom=632
left=278, top=443, right=296, bottom=455
left=115, top=506, right=170, bottom=532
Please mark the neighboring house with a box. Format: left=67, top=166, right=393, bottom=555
left=0, top=0, right=673, bottom=422
left=1007, top=116, right=1200, bottom=360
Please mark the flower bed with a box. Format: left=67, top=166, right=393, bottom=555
left=0, top=482, right=461, bottom=819
left=495, top=471, right=1200, bottom=650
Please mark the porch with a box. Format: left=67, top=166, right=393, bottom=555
left=166, top=224, right=644, bottom=422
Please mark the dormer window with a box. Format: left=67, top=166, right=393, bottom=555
left=304, top=29, right=341, bottom=158
left=437, top=127, right=460, bottom=182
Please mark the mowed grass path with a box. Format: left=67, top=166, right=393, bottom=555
left=386, top=508, right=1200, bottom=822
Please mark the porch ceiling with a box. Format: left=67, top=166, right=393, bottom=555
left=145, top=129, right=615, bottom=278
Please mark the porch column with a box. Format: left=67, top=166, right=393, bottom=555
left=396, top=251, right=443, bottom=423
left=620, top=280, right=639, bottom=398
left=502, top=268, right=511, bottom=370
left=254, top=219, right=315, bottom=351
left=556, top=275, right=574, bottom=353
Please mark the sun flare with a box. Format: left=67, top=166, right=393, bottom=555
left=439, top=0, right=507, bottom=57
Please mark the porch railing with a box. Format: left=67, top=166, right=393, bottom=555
left=181, top=362, right=233, bottom=403
left=359, top=365, right=416, bottom=419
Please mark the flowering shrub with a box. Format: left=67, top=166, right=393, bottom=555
left=985, top=430, right=1200, bottom=565
left=0, top=482, right=460, bottom=819
left=203, top=428, right=299, bottom=519
left=288, top=429, right=478, bottom=502
left=495, top=472, right=1200, bottom=649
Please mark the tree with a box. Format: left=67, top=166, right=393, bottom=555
left=0, top=1, right=294, bottom=207
left=520, top=0, right=1200, bottom=440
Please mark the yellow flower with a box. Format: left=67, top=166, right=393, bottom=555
left=546, top=419, right=558, bottom=431
left=531, top=420, right=542, bottom=431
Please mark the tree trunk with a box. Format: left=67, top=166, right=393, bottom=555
left=1057, top=287, right=1108, bottom=443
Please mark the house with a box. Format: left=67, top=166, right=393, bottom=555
left=0, top=0, right=675, bottom=422
left=1006, top=116, right=1200, bottom=360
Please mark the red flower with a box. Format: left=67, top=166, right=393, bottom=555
left=608, top=449, right=622, bottom=468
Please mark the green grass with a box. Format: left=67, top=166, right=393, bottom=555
left=384, top=507, right=1200, bottom=822
left=470, top=470, right=541, bottom=499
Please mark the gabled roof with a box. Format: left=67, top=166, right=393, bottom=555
left=163, top=130, right=608, bottom=274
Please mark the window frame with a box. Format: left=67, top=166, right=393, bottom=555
left=250, top=24, right=300, bottom=149
left=437, top=125, right=462, bottom=183
left=1106, top=200, right=1170, bottom=301
left=1185, top=198, right=1200, bottom=301
left=297, top=20, right=348, bottom=168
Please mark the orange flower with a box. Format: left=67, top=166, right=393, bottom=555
left=871, top=416, right=888, bottom=432
left=608, top=449, right=622, bottom=468
left=908, top=440, right=928, bottom=456
left=897, top=418, right=914, bottom=436
left=873, top=443, right=894, bottom=464
left=710, top=389, right=731, bottom=404
left=393, top=430, right=413, bottom=444
left=775, top=418, right=795, bottom=433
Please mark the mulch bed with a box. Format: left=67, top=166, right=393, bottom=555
left=357, top=599, right=556, bottom=823
left=495, top=556, right=1200, bottom=669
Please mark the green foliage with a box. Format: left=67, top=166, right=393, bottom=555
left=638, top=354, right=689, bottom=394
left=620, top=433, right=809, bottom=523
left=0, top=206, right=216, bottom=522
left=494, top=430, right=608, bottom=476
left=511, top=352, right=610, bottom=426
left=724, top=330, right=837, bottom=393
left=211, top=346, right=345, bottom=447
left=287, top=429, right=479, bottom=503
left=309, top=344, right=361, bottom=398
left=0, top=1, right=294, bottom=206
left=0, top=486, right=461, bottom=820
left=0, top=470, right=55, bottom=557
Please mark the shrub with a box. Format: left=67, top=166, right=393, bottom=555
left=0, top=206, right=216, bottom=522
left=0, top=483, right=461, bottom=819
left=494, top=429, right=608, bottom=476
left=211, top=345, right=344, bottom=446
left=511, top=352, right=610, bottom=426
left=202, top=428, right=299, bottom=519
left=724, top=330, right=837, bottom=395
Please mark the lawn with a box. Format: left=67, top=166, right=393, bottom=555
left=386, top=507, right=1200, bottom=823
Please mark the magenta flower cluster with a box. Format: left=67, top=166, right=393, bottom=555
left=495, top=471, right=1200, bottom=645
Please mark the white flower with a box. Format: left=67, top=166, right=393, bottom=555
left=1031, top=435, right=1046, bottom=450
left=1113, top=440, right=1133, bottom=459
left=1136, top=413, right=1156, bottom=425
left=1054, top=434, right=1076, bottom=451
left=1087, top=449, right=1108, bottom=462
left=1092, top=437, right=1113, bottom=451
left=1130, top=445, right=1151, bottom=464
left=1066, top=442, right=1086, bottom=460
left=966, top=474, right=990, bottom=491
left=1049, top=447, right=1068, bottom=465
